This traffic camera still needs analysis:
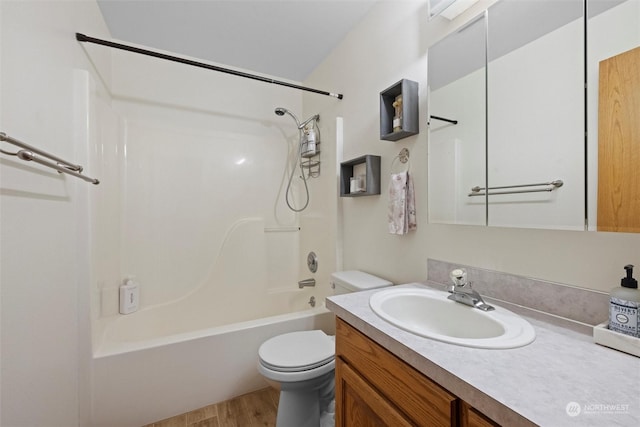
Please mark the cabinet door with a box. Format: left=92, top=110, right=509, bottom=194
left=460, top=401, right=501, bottom=427
left=336, top=318, right=457, bottom=426
left=336, top=357, right=413, bottom=427
left=597, top=46, right=640, bottom=232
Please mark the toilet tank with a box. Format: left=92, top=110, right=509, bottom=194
left=331, top=271, right=393, bottom=295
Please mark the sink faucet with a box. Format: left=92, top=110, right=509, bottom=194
left=447, top=269, right=494, bottom=311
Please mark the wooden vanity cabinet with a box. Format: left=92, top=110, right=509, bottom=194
left=335, top=318, right=500, bottom=427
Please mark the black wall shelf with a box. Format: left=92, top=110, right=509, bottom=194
left=340, top=155, right=381, bottom=197
left=380, top=79, right=419, bottom=141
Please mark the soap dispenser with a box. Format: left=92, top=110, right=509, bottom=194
left=609, top=264, right=640, bottom=337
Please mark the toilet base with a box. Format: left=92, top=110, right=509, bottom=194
left=275, top=371, right=335, bottom=427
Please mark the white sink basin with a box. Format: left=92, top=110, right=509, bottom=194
left=369, top=286, right=535, bottom=349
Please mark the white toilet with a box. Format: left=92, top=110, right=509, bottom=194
left=258, top=271, right=392, bottom=427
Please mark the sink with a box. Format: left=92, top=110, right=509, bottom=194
left=369, top=286, right=535, bottom=349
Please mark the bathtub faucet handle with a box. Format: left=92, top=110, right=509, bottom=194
left=298, top=278, right=316, bottom=288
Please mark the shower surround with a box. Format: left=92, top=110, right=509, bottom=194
left=81, top=46, right=337, bottom=425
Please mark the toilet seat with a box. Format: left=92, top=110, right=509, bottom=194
left=259, top=330, right=335, bottom=372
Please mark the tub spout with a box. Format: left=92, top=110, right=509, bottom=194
left=298, top=278, right=316, bottom=288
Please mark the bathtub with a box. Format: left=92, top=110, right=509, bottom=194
left=91, top=302, right=335, bottom=427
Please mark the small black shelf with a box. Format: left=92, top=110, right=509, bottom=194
left=340, top=155, right=381, bottom=197
left=380, top=79, right=419, bottom=141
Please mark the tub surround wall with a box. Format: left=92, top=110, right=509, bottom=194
left=85, top=37, right=339, bottom=347
left=93, top=48, right=306, bottom=312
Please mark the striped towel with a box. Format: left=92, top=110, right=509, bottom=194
left=388, top=171, right=417, bottom=235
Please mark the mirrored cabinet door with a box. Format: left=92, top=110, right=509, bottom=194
left=427, top=13, right=487, bottom=226
left=486, top=0, right=585, bottom=230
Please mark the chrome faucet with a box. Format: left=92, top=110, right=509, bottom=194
left=447, top=269, right=494, bottom=311
left=298, top=278, right=316, bottom=289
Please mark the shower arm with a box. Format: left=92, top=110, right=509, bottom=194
left=298, top=115, right=319, bottom=130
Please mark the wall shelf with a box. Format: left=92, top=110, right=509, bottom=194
left=380, top=79, right=419, bottom=141
left=340, top=155, right=381, bottom=197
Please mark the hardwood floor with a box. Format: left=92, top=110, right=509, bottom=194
left=145, top=387, right=279, bottom=427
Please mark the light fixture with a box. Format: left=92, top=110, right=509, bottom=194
left=429, top=0, right=479, bottom=20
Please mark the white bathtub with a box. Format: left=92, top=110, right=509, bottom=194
left=91, top=303, right=335, bottom=427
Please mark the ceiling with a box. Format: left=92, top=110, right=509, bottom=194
left=97, top=0, right=379, bottom=82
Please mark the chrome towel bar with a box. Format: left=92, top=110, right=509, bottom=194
left=469, top=180, right=563, bottom=196
left=1, top=132, right=99, bottom=185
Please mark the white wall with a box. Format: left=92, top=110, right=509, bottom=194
left=304, top=0, right=639, bottom=291
left=0, top=1, right=111, bottom=426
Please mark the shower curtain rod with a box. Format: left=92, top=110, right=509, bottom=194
left=75, top=33, right=344, bottom=100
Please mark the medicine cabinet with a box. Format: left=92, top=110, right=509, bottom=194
left=340, top=155, right=381, bottom=197
left=427, top=0, right=640, bottom=232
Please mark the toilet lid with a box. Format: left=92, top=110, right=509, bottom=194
left=259, top=330, right=335, bottom=372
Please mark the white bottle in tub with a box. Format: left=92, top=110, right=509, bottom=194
left=119, top=278, right=140, bottom=314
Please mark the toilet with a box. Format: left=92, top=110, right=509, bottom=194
left=258, top=271, right=392, bottom=427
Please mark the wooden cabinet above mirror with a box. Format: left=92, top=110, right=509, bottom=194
left=597, top=46, right=640, bottom=233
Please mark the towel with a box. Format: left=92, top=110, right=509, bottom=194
left=388, top=171, right=417, bottom=235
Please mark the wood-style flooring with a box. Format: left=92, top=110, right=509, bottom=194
left=144, top=387, right=279, bottom=427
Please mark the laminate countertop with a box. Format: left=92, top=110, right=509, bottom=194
left=326, top=282, right=640, bottom=427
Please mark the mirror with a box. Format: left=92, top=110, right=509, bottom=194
left=428, top=0, right=640, bottom=232
left=428, top=12, right=487, bottom=226
left=486, top=0, right=585, bottom=230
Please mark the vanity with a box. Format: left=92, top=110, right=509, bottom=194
left=327, top=280, right=640, bottom=426
left=335, top=317, right=499, bottom=427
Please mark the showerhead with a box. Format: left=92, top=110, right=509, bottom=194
left=274, top=107, right=301, bottom=128
left=275, top=107, right=318, bottom=130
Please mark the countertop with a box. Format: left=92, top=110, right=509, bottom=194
left=326, top=282, right=640, bottom=427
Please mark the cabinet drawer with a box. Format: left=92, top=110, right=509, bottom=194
left=336, top=318, right=457, bottom=427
